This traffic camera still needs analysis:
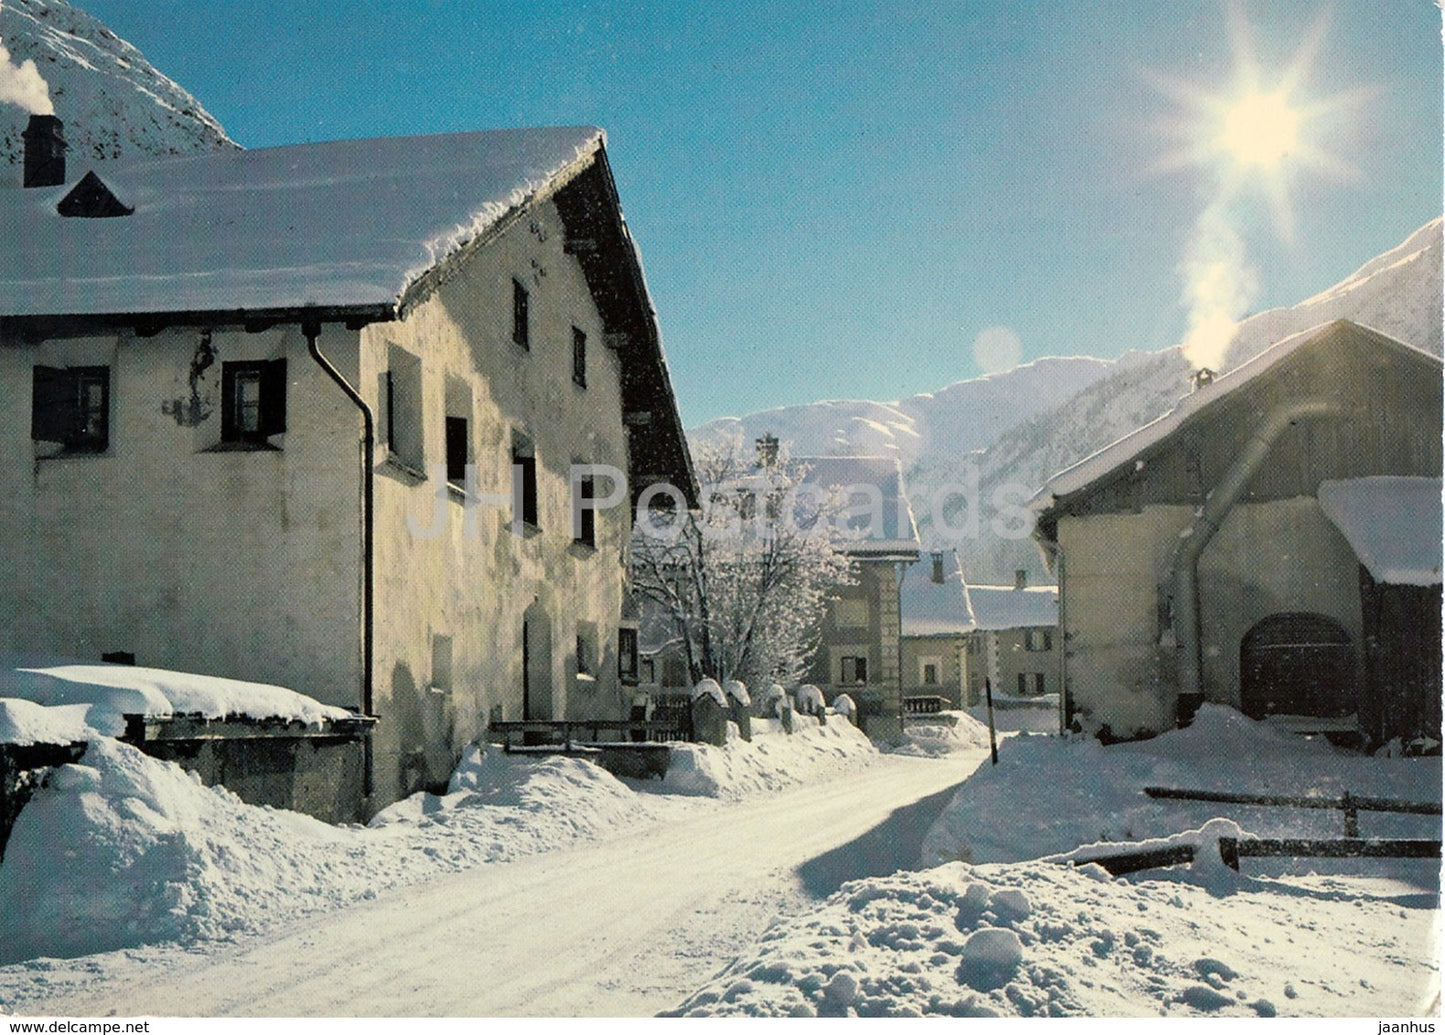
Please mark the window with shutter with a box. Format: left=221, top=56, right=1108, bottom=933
left=222, top=360, right=286, bottom=445
left=32, top=365, right=109, bottom=453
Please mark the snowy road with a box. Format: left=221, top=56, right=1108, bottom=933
left=27, top=750, right=984, bottom=1017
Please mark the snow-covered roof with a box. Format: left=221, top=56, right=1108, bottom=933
left=1318, top=477, right=1443, bottom=587
left=0, top=127, right=603, bottom=317
left=1030, top=320, right=1438, bottom=510
left=901, top=550, right=976, bottom=636
left=795, top=455, right=921, bottom=557
left=964, top=584, right=1059, bottom=631
left=0, top=653, right=353, bottom=740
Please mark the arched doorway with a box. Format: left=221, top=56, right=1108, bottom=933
left=1239, top=612, right=1355, bottom=719
left=522, top=601, right=553, bottom=722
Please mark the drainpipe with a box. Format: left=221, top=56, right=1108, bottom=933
left=1162, top=398, right=1340, bottom=725
left=305, top=320, right=376, bottom=798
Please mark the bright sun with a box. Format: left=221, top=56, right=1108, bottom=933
left=1218, top=90, right=1300, bottom=169
left=1143, top=7, right=1363, bottom=241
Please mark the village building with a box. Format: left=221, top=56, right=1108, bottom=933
left=798, top=454, right=921, bottom=741
left=1030, top=320, right=1441, bottom=747
left=959, top=571, right=1060, bottom=711
left=0, top=117, right=695, bottom=814
left=899, top=549, right=972, bottom=709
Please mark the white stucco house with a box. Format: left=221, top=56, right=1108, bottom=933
left=0, top=117, right=695, bottom=813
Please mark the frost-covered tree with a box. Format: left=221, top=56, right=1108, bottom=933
left=631, top=438, right=853, bottom=690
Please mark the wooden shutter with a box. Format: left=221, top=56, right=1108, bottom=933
left=31, top=365, right=75, bottom=443
left=259, top=359, right=287, bottom=436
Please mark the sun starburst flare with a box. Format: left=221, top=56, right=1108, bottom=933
left=1139, top=4, right=1371, bottom=373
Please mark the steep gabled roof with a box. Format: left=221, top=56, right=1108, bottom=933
left=0, top=126, right=697, bottom=500
left=1030, top=320, right=1440, bottom=522
left=1, top=127, right=603, bottom=318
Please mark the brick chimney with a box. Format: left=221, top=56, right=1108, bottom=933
left=1014, top=568, right=1028, bottom=590
left=23, top=114, right=65, bottom=188
left=931, top=551, right=945, bottom=584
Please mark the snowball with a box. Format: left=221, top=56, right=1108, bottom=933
left=824, top=970, right=859, bottom=1007
left=955, top=927, right=1023, bottom=991
left=988, top=888, right=1031, bottom=922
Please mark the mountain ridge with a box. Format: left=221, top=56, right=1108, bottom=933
left=0, top=0, right=235, bottom=182
left=698, top=218, right=1443, bottom=583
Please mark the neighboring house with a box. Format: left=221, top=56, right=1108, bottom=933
left=797, top=454, right=921, bottom=741
left=960, top=571, right=1060, bottom=710
left=0, top=116, right=695, bottom=814
left=899, top=549, right=973, bottom=709
left=1031, top=320, right=1441, bottom=747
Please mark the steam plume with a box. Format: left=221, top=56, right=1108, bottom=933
left=1178, top=201, right=1256, bottom=371
left=0, top=39, right=53, bottom=115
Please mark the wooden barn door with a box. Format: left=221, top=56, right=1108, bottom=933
left=1239, top=612, right=1355, bottom=719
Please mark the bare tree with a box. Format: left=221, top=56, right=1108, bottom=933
left=631, top=438, right=853, bottom=690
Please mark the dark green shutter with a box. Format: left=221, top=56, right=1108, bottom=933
left=259, top=359, right=287, bottom=436
left=31, top=366, right=75, bottom=443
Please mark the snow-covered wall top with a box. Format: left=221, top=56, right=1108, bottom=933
left=0, top=126, right=604, bottom=317
left=0, top=653, right=353, bottom=741
left=0, top=0, right=236, bottom=177
left=1318, top=477, right=1443, bottom=588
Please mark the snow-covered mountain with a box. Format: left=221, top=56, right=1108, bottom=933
left=0, top=0, right=235, bottom=181
left=699, top=218, right=1443, bottom=584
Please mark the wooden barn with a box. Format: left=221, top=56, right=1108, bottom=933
left=1030, top=320, right=1441, bottom=748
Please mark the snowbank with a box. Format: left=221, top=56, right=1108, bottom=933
left=0, top=739, right=657, bottom=964
left=0, top=716, right=883, bottom=963
left=650, top=716, right=877, bottom=798
left=922, top=705, right=1442, bottom=872
left=0, top=653, right=352, bottom=737
left=672, top=858, right=1438, bottom=1017
left=890, top=711, right=992, bottom=758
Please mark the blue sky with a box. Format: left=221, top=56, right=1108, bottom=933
left=83, top=1, right=1442, bottom=425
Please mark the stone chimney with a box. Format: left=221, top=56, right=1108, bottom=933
left=755, top=433, right=779, bottom=468
left=23, top=114, right=65, bottom=189
left=931, top=551, right=945, bottom=584
left=1014, top=568, right=1028, bottom=590
left=1191, top=367, right=1216, bottom=391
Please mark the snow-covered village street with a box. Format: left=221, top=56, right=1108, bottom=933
left=2, top=746, right=978, bottom=1017
left=0, top=708, right=1438, bottom=1018
left=0, top=0, right=1441, bottom=1024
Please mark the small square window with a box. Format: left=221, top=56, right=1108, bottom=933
left=922, top=662, right=939, bottom=686
left=221, top=359, right=287, bottom=444
left=572, top=327, right=587, bottom=387
left=512, top=279, right=530, bottom=350
left=841, top=656, right=867, bottom=685
left=32, top=365, right=111, bottom=453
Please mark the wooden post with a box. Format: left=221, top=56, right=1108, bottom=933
left=984, top=677, right=998, bottom=765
